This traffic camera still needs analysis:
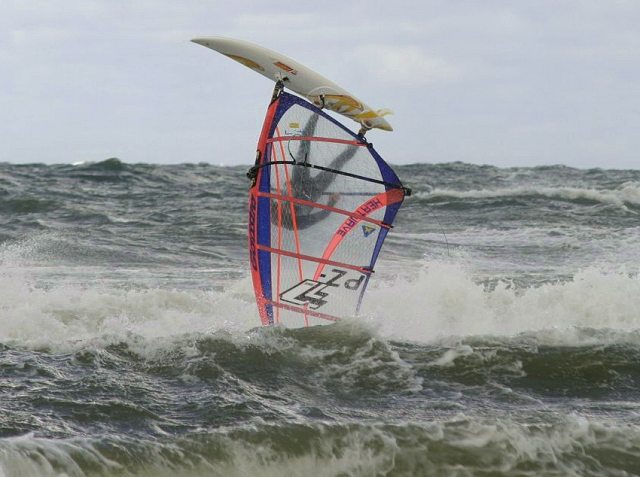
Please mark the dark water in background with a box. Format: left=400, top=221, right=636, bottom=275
left=1, top=159, right=640, bottom=476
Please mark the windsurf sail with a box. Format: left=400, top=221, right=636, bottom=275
left=248, top=82, right=410, bottom=327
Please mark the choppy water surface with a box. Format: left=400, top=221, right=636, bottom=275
left=1, top=159, right=640, bottom=476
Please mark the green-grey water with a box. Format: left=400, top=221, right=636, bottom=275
left=1, top=159, right=640, bottom=476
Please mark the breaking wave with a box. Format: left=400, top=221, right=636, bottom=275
left=1, top=415, right=639, bottom=477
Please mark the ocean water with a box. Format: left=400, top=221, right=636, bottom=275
left=1, top=158, right=640, bottom=476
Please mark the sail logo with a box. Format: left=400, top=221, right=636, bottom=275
left=361, top=224, right=376, bottom=237
left=336, top=198, right=384, bottom=237
left=279, top=268, right=364, bottom=309
left=285, top=122, right=302, bottom=136
left=248, top=195, right=258, bottom=270
left=358, top=197, right=383, bottom=214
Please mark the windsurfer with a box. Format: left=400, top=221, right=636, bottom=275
left=274, top=113, right=358, bottom=229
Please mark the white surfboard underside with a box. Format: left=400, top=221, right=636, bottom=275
left=192, top=36, right=393, bottom=132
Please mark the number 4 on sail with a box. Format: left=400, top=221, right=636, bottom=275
left=192, top=37, right=411, bottom=327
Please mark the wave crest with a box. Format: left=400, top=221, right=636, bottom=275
left=420, top=182, right=640, bottom=209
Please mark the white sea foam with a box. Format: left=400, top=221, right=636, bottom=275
left=2, top=232, right=640, bottom=352
left=419, top=182, right=640, bottom=209
left=1, top=261, right=639, bottom=352
left=0, top=249, right=257, bottom=353
left=364, top=261, right=640, bottom=344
